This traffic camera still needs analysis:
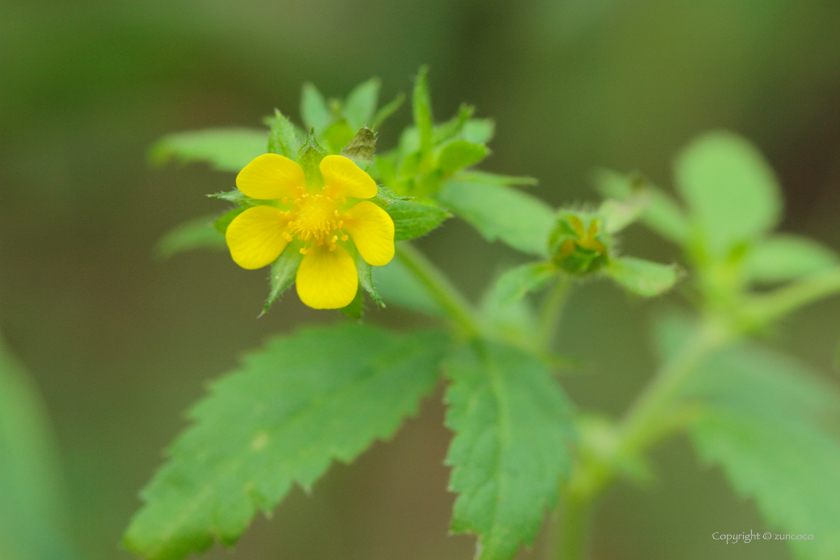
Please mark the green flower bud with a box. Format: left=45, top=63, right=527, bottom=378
left=549, top=210, right=611, bottom=275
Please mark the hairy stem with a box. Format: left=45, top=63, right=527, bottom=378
left=395, top=242, right=483, bottom=338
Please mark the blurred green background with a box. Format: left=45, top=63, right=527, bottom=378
left=2, top=0, right=840, bottom=559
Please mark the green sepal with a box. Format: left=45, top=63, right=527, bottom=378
left=495, top=261, right=559, bottom=305
left=340, top=288, right=364, bottom=320
left=297, top=133, right=329, bottom=188
left=356, top=258, right=384, bottom=307
left=264, top=109, right=300, bottom=159
left=438, top=141, right=488, bottom=177
left=339, top=127, right=376, bottom=166
left=605, top=257, right=679, bottom=297
left=260, top=246, right=303, bottom=316
left=213, top=208, right=244, bottom=234
left=208, top=190, right=260, bottom=209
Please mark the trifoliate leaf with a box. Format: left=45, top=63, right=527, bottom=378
left=494, top=261, right=558, bottom=305
left=0, top=335, right=78, bottom=560
left=149, top=129, right=268, bottom=172
left=437, top=181, right=554, bottom=257
left=387, top=200, right=451, bottom=241
left=445, top=342, right=574, bottom=560
left=372, top=92, right=405, bottom=129
left=265, top=109, right=300, bottom=159
left=412, top=66, right=434, bottom=152
left=300, top=83, right=332, bottom=134
left=744, top=234, right=840, bottom=285
left=605, top=257, right=679, bottom=297
left=124, top=324, right=450, bottom=560
left=344, top=78, right=380, bottom=131
left=339, top=127, right=376, bottom=165
left=155, top=217, right=227, bottom=260
left=374, top=258, right=443, bottom=317
left=261, top=247, right=303, bottom=315
left=674, top=131, right=782, bottom=256
left=655, top=316, right=840, bottom=560
left=438, top=141, right=488, bottom=177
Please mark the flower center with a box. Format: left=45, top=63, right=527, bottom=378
left=283, top=193, right=349, bottom=254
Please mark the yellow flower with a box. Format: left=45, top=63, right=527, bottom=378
left=225, top=154, right=395, bottom=309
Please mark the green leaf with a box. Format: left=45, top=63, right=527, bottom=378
left=208, top=190, right=259, bottom=208
left=461, top=119, right=495, bottom=145
left=455, top=170, right=538, bottom=187
left=213, top=208, right=244, bottom=234
left=495, top=262, right=558, bottom=305
left=339, top=127, right=376, bottom=165
left=604, top=257, right=679, bottom=297
left=374, top=257, right=443, bottom=317
left=149, top=129, right=267, bottom=172
left=300, top=83, right=332, bottom=134
left=265, top=110, right=299, bottom=159
left=445, top=342, right=574, bottom=560
left=372, top=93, right=405, bottom=129
left=156, top=217, right=227, bottom=260
left=323, top=120, right=355, bottom=154
left=437, top=181, right=555, bottom=257
left=124, top=324, right=450, bottom=560
left=0, top=335, right=77, bottom=560
left=592, top=168, right=688, bottom=243
left=261, top=248, right=303, bottom=315
left=674, top=131, right=783, bottom=255
left=438, top=141, right=488, bottom=176
left=340, top=288, right=364, bottom=320
left=744, top=234, right=840, bottom=284
left=387, top=200, right=451, bottom=241
left=344, top=78, right=380, bottom=131
left=684, top=346, right=840, bottom=560
left=434, top=104, right=475, bottom=144
left=412, top=66, right=434, bottom=152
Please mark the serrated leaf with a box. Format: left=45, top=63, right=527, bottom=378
left=300, top=83, right=332, bottom=134
left=387, top=200, right=451, bottom=241
left=744, top=234, right=839, bottom=285
left=344, top=78, right=380, bottom=131
left=124, top=324, right=450, bottom=560
left=674, top=131, right=783, bottom=256
left=412, top=66, right=433, bottom=152
left=437, top=180, right=554, bottom=257
left=438, top=141, right=488, bottom=176
left=339, top=127, right=376, bottom=164
left=149, top=129, right=267, bottom=172
left=494, top=261, right=558, bottom=305
left=265, top=110, right=299, bottom=159
left=374, top=257, right=443, bottom=317
left=0, top=335, right=78, bottom=560
left=261, top=248, right=303, bottom=315
left=445, top=342, right=574, bottom=560
left=605, top=257, right=678, bottom=297
left=156, top=217, right=227, bottom=260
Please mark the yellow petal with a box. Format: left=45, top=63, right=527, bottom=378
left=225, top=206, right=290, bottom=269
left=236, top=154, right=306, bottom=200
left=296, top=244, right=358, bottom=309
left=319, top=155, right=377, bottom=199
left=343, top=201, right=395, bottom=266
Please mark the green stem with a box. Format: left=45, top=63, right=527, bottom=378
left=556, top=488, right=592, bottom=560
left=395, top=243, right=483, bottom=338
left=539, top=275, right=572, bottom=352
left=742, top=268, right=840, bottom=327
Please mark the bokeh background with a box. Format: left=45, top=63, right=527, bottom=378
left=2, top=1, right=840, bottom=559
